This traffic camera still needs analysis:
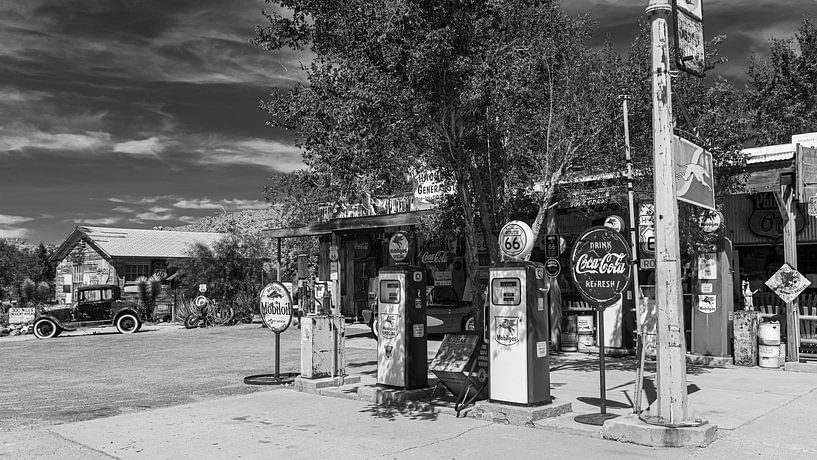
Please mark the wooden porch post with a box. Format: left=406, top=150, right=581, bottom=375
left=780, top=178, right=801, bottom=362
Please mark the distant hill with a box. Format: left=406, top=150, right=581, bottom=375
left=172, top=207, right=286, bottom=234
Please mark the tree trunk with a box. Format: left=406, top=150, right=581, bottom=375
left=455, top=167, right=486, bottom=330
left=468, top=157, right=500, bottom=264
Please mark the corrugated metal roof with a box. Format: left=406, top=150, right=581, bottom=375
left=743, top=143, right=794, bottom=165
left=78, top=226, right=229, bottom=258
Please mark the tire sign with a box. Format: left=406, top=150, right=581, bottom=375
left=498, top=221, right=535, bottom=261
left=259, top=282, right=293, bottom=333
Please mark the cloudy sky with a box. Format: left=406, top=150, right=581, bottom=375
left=1, top=1, right=815, bottom=244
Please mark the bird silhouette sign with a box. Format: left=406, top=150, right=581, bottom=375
left=674, top=135, right=715, bottom=211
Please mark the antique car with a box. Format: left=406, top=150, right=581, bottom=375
left=426, top=285, right=475, bottom=335
left=32, top=284, right=145, bottom=339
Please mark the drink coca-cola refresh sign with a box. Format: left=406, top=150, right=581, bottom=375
left=569, top=226, right=632, bottom=307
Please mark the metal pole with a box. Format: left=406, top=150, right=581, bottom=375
left=621, top=95, right=642, bottom=313
left=646, top=0, right=689, bottom=424
left=276, top=238, right=282, bottom=282
left=599, top=308, right=607, bottom=415
left=621, top=95, right=646, bottom=410
left=274, top=332, right=281, bottom=379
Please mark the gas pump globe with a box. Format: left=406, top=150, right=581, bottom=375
left=488, top=221, right=552, bottom=405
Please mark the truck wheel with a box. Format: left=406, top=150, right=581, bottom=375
left=116, top=313, right=141, bottom=334
left=33, top=319, right=60, bottom=339
left=184, top=313, right=199, bottom=329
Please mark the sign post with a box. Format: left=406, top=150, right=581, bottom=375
left=569, top=226, right=632, bottom=425
left=244, top=282, right=298, bottom=385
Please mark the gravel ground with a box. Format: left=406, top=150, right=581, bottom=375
left=0, top=322, right=375, bottom=431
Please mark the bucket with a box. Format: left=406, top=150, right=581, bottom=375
left=758, top=321, right=781, bottom=346
left=577, top=332, right=595, bottom=352
left=561, top=332, right=578, bottom=352
left=564, top=315, right=578, bottom=333
left=577, top=315, right=594, bottom=333
left=759, top=344, right=780, bottom=368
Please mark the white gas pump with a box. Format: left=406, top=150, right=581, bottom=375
left=376, top=263, right=428, bottom=389
left=488, top=221, right=551, bottom=405
left=489, top=262, right=550, bottom=404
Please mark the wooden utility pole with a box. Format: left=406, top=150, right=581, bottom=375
left=646, top=0, right=689, bottom=424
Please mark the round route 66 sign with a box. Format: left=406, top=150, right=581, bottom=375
left=498, top=221, right=535, bottom=260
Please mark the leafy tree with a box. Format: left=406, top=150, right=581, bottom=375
left=170, top=233, right=271, bottom=322
left=254, top=0, right=632, bottom=319
left=746, top=15, right=817, bottom=145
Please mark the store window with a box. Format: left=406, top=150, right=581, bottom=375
left=124, top=263, right=149, bottom=282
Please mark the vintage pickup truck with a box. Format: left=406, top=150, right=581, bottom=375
left=32, top=284, right=145, bottom=339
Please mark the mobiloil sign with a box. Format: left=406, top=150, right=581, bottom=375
left=489, top=221, right=551, bottom=405
left=377, top=232, right=428, bottom=389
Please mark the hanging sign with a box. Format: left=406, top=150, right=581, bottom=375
left=328, top=245, right=339, bottom=262
left=498, top=221, right=535, bottom=261
left=259, top=282, right=293, bottom=333
left=569, top=226, right=632, bottom=308
left=674, top=135, right=715, bottom=210
left=389, top=232, right=411, bottom=263
left=672, top=0, right=705, bottom=77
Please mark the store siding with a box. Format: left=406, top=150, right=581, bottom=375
left=724, top=193, right=817, bottom=245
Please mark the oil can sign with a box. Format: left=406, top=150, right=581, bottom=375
left=259, top=282, right=293, bottom=333
left=569, top=226, right=632, bottom=307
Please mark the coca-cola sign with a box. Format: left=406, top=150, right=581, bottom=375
left=569, top=226, right=631, bottom=307
left=420, top=249, right=451, bottom=268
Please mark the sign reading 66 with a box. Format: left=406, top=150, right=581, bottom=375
left=498, top=221, right=535, bottom=261
left=259, top=282, right=293, bottom=333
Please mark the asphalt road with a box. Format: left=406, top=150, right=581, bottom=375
left=0, top=322, right=376, bottom=431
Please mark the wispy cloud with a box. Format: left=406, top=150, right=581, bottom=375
left=79, top=217, right=122, bottom=225
left=198, top=137, right=304, bottom=172
left=0, top=214, right=33, bottom=239
left=113, top=136, right=166, bottom=156
left=0, top=125, right=111, bottom=152
left=133, top=211, right=176, bottom=221
left=112, top=206, right=134, bottom=213
left=173, top=198, right=269, bottom=210
left=0, top=214, right=34, bottom=225
left=108, top=196, right=168, bottom=205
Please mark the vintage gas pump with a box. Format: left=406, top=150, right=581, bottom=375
left=376, top=232, right=428, bottom=389
left=489, top=221, right=551, bottom=405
